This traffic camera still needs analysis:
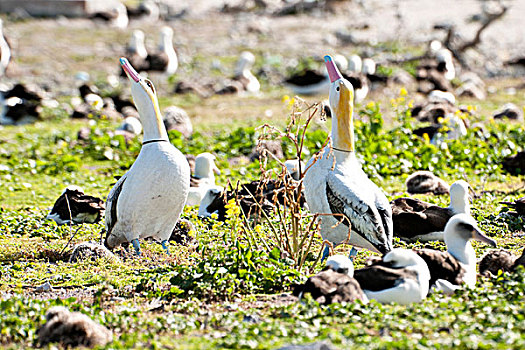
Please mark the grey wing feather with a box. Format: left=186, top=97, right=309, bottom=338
left=105, top=174, right=127, bottom=236
left=326, top=176, right=386, bottom=242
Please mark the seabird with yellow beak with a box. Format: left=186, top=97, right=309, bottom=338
left=304, top=55, right=393, bottom=260
left=104, top=58, right=190, bottom=255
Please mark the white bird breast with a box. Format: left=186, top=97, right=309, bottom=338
left=304, top=147, right=380, bottom=251
left=115, top=142, right=190, bottom=242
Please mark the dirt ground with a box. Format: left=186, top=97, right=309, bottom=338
left=2, top=0, right=524, bottom=92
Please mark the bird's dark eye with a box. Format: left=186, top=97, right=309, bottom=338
left=336, top=86, right=340, bottom=92
left=145, top=79, right=156, bottom=94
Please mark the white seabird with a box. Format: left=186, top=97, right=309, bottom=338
left=0, top=19, right=10, bottom=77
left=104, top=58, right=190, bottom=255
left=416, top=213, right=497, bottom=293
left=303, top=55, right=393, bottom=260
left=392, top=179, right=472, bottom=242
left=146, top=26, right=178, bottom=75
left=354, top=248, right=431, bottom=305
left=186, top=152, right=221, bottom=206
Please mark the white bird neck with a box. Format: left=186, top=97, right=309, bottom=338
left=445, top=236, right=476, bottom=267
left=131, top=38, right=147, bottom=59
left=449, top=193, right=469, bottom=214
left=139, top=101, right=168, bottom=142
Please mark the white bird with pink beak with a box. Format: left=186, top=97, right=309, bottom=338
left=104, top=58, right=190, bottom=255
left=303, top=55, right=393, bottom=261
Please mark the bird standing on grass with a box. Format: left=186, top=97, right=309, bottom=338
left=104, top=58, right=190, bottom=255
left=303, top=55, right=393, bottom=261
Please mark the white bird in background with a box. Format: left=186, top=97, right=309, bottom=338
left=146, top=26, right=178, bottom=75
left=186, top=152, right=221, bottom=207
left=104, top=58, right=190, bottom=255
left=304, top=55, right=393, bottom=261
left=128, top=30, right=148, bottom=60
left=0, top=19, right=11, bottom=77
left=234, top=51, right=260, bottom=94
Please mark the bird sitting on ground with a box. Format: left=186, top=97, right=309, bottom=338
left=293, top=255, right=367, bottom=305
left=216, top=51, right=260, bottom=95
left=479, top=248, right=525, bottom=277
left=415, top=213, right=497, bottom=293
left=186, top=153, right=221, bottom=206
left=104, top=58, right=190, bottom=255
left=0, top=19, right=11, bottom=77
left=47, top=186, right=105, bottom=225
left=405, top=170, right=450, bottom=195
left=303, top=55, right=393, bottom=261
left=499, top=197, right=525, bottom=216
left=391, top=180, right=471, bottom=242
left=145, top=26, right=178, bottom=74
left=354, top=248, right=431, bottom=305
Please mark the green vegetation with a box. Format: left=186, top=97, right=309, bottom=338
left=0, top=85, right=524, bottom=349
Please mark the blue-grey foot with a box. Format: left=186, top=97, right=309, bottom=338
left=161, top=240, right=170, bottom=254
left=321, top=245, right=330, bottom=262
left=131, top=238, right=141, bottom=256
left=348, top=246, right=358, bottom=260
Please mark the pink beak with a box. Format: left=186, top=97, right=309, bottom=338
left=324, top=55, right=342, bottom=83
left=120, top=57, right=140, bottom=83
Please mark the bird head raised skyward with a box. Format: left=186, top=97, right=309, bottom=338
left=120, top=57, right=167, bottom=141
left=324, top=55, right=355, bottom=152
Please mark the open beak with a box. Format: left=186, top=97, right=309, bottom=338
left=472, top=227, right=497, bottom=247
left=120, top=57, right=140, bottom=83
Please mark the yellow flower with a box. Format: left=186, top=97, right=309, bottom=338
left=282, top=95, right=290, bottom=103
left=211, top=212, right=219, bottom=220
left=399, top=87, right=408, bottom=96
left=408, top=100, right=414, bottom=108
left=467, top=105, right=474, bottom=112
left=423, top=133, right=430, bottom=143
left=437, top=117, right=445, bottom=124
left=366, top=101, right=376, bottom=109
left=254, top=225, right=262, bottom=234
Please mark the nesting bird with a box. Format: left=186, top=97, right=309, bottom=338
left=122, top=29, right=148, bottom=73
left=0, top=19, right=11, bottom=77
left=405, top=171, right=450, bottom=195
left=304, top=55, right=393, bottom=260
left=216, top=51, right=260, bottom=94
left=391, top=180, right=471, bottom=242
left=47, top=186, right=105, bottom=225
left=478, top=248, right=524, bottom=277
left=186, top=152, right=221, bottom=206
left=415, top=213, right=497, bottom=293
left=37, top=307, right=113, bottom=348
left=499, top=197, right=525, bottom=216
left=354, top=248, right=431, bottom=305
left=293, top=255, right=367, bottom=305
left=146, top=26, right=178, bottom=74
left=501, top=151, right=525, bottom=175
left=104, top=58, right=190, bottom=255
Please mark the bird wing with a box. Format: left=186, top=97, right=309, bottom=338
left=326, top=172, right=390, bottom=253
left=354, top=264, right=418, bottom=292
left=415, top=249, right=465, bottom=286
left=391, top=198, right=452, bottom=239
left=105, top=174, right=127, bottom=237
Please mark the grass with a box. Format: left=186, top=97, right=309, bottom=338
left=1, top=86, right=524, bottom=348
left=1, top=13, right=525, bottom=348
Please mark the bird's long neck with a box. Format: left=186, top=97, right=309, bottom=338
left=160, top=35, right=175, bottom=56
left=331, top=92, right=355, bottom=153
left=446, top=237, right=475, bottom=266
left=140, top=100, right=168, bottom=142
left=449, top=193, right=469, bottom=214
